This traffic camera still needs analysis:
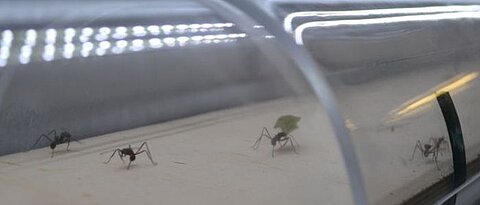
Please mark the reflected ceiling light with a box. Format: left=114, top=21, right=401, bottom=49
left=0, top=58, right=6, bottom=67
left=295, top=11, right=480, bottom=44
left=95, top=34, right=109, bottom=41
left=189, top=24, right=201, bottom=29
left=163, top=37, right=175, bottom=47
left=200, top=23, right=213, bottom=29
left=391, top=72, right=478, bottom=118
left=176, top=24, right=189, bottom=30
left=42, top=44, right=55, bottom=61
left=82, top=42, right=94, bottom=51
left=116, top=40, right=128, bottom=48
left=0, top=46, right=9, bottom=59
left=81, top=27, right=94, bottom=37
left=147, top=25, right=160, bottom=35
left=65, top=28, right=76, bottom=36
left=99, top=27, right=111, bottom=35
left=25, top=29, right=37, bottom=46
left=45, top=28, right=57, bottom=44
left=99, top=41, right=111, bottom=50
left=148, top=38, right=163, bottom=48
left=161, top=25, right=174, bottom=35
left=63, top=43, right=75, bottom=59
left=191, top=36, right=203, bottom=41
left=95, top=47, right=106, bottom=56
left=133, top=26, right=147, bottom=37
left=1, top=30, right=14, bottom=46
left=130, top=39, right=144, bottom=51
left=284, top=5, right=480, bottom=33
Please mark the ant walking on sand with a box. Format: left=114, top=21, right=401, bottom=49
left=31, top=129, right=81, bottom=157
left=251, top=115, right=301, bottom=157
left=411, top=136, right=448, bottom=170
left=103, top=142, right=157, bottom=169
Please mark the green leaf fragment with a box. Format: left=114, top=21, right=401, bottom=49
left=274, top=115, right=301, bottom=134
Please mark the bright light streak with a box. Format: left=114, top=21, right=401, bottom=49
left=295, top=11, right=480, bottom=45
left=392, top=72, right=479, bottom=118
left=284, top=5, right=480, bottom=33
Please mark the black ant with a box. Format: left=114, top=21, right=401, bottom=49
left=103, top=142, right=157, bottom=169
left=411, top=137, right=448, bottom=170
left=31, top=129, right=81, bottom=157
left=251, top=127, right=299, bottom=157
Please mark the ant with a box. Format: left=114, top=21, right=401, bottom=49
left=411, top=136, right=448, bottom=170
left=103, top=142, right=157, bottom=169
left=251, top=127, right=299, bottom=157
left=31, top=129, right=81, bottom=157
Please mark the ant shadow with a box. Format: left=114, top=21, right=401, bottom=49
left=274, top=145, right=302, bottom=156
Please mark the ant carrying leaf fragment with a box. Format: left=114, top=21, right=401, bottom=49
left=252, top=115, right=301, bottom=157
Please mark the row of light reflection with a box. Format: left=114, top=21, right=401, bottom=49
left=0, top=23, right=242, bottom=67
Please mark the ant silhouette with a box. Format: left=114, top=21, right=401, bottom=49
left=411, top=136, right=448, bottom=170
left=103, top=142, right=157, bottom=169
left=31, top=129, right=81, bottom=157
left=252, top=127, right=299, bottom=157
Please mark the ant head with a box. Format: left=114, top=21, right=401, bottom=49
left=50, top=142, right=57, bottom=149
left=424, top=144, right=432, bottom=150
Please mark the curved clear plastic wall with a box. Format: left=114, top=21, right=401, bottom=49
left=0, top=1, right=355, bottom=204
left=261, top=0, right=480, bottom=204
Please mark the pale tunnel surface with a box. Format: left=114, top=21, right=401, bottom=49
left=0, top=98, right=353, bottom=205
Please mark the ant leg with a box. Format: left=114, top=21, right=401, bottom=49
left=136, top=142, right=157, bottom=166
left=434, top=151, right=440, bottom=170
left=69, top=135, right=82, bottom=144
left=289, top=138, right=298, bottom=154
left=272, top=145, right=276, bottom=158
left=48, top=129, right=58, bottom=137
left=252, top=127, right=272, bottom=150
left=31, top=134, right=53, bottom=150
left=104, top=149, right=120, bottom=164
left=127, top=160, right=132, bottom=170
left=411, top=141, right=423, bottom=160
left=136, top=150, right=158, bottom=166
left=280, top=140, right=288, bottom=148
left=66, top=139, right=71, bottom=151
left=289, top=135, right=300, bottom=148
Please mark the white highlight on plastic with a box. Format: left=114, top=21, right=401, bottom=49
left=99, top=27, right=111, bottom=35
left=294, top=11, right=480, bottom=45
left=82, top=27, right=94, bottom=36
left=0, top=58, right=6, bottom=67
left=112, top=40, right=127, bottom=54
left=284, top=5, right=480, bottom=33
left=95, top=47, right=106, bottom=56
left=0, top=46, right=9, bottom=59
left=99, top=41, right=111, bottom=50
left=130, top=39, right=144, bottom=51
left=42, top=44, right=55, bottom=61
left=25, top=29, right=37, bottom=46
left=148, top=38, right=163, bottom=48
left=64, top=28, right=76, bottom=43
left=1, top=30, right=14, bottom=48
left=63, top=43, right=75, bottom=59
left=45, top=28, right=57, bottom=44
left=132, top=26, right=147, bottom=37
left=161, top=25, right=174, bottom=35
left=113, top=26, right=128, bottom=39
left=81, top=42, right=94, bottom=57
left=163, top=37, right=175, bottom=47
left=147, top=25, right=160, bottom=35
left=176, top=36, right=189, bottom=46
